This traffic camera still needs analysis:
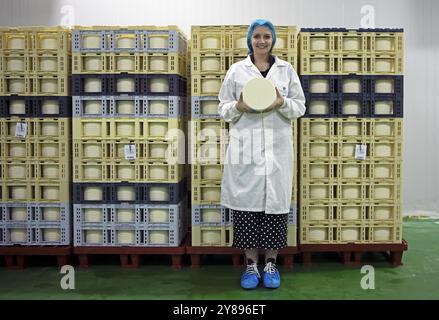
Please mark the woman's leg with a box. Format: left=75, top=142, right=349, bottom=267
left=245, top=248, right=259, bottom=264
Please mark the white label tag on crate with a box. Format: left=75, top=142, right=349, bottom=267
left=124, top=144, right=136, bottom=160
left=15, top=122, right=27, bottom=138
left=355, top=144, right=367, bottom=160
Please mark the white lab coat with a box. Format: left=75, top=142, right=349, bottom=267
left=218, top=55, right=306, bottom=214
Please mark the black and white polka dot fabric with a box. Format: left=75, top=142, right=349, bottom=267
left=231, top=210, right=288, bottom=250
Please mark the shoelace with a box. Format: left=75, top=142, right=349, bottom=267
left=245, top=263, right=260, bottom=278
left=263, top=262, right=278, bottom=274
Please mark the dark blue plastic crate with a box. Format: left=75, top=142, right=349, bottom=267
left=72, top=74, right=108, bottom=96
left=73, top=179, right=187, bottom=205
left=369, top=75, right=403, bottom=97
left=0, top=97, right=33, bottom=117
left=300, top=75, right=338, bottom=95
left=370, top=94, right=403, bottom=118
left=303, top=93, right=338, bottom=118
left=336, top=93, right=370, bottom=117
left=32, top=96, right=72, bottom=117
left=337, top=75, right=370, bottom=94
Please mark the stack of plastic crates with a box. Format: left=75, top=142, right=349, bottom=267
left=0, top=27, right=72, bottom=247
left=71, top=26, right=189, bottom=248
left=190, top=25, right=299, bottom=247
left=299, top=28, right=404, bottom=245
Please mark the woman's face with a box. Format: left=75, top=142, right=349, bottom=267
left=251, top=26, right=273, bottom=55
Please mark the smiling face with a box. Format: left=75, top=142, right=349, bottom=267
left=251, top=26, right=273, bottom=55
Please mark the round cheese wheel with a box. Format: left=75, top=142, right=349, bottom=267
left=242, top=78, right=276, bottom=112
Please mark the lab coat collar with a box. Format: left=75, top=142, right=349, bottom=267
left=244, top=55, right=288, bottom=68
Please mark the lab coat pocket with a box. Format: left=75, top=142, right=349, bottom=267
left=276, top=81, right=289, bottom=97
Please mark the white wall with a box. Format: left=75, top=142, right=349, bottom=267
left=1, top=0, right=438, bottom=216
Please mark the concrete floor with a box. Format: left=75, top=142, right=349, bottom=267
left=0, top=218, right=438, bottom=300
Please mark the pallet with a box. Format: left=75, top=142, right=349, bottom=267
left=186, top=245, right=300, bottom=269
left=73, top=245, right=185, bottom=269
left=0, top=245, right=72, bottom=270
left=299, top=239, right=408, bottom=266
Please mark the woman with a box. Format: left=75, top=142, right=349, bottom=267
left=218, top=19, right=306, bottom=289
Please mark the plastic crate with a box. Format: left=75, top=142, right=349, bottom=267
left=299, top=31, right=339, bottom=54
left=32, top=74, right=70, bottom=96
left=73, top=139, right=182, bottom=162
left=369, top=139, right=403, bottom=161
left=1, top=202, right=71, bottom=225
left=287, top=224, right=297, bottom=247
left=73, top=161, right=184, bottom=183
left=190, top=26, right=230, bottom=53
left=369, top=95, right=403, bottom=117
left=191, top=204, right=231, bottom=226
left=191, top=140, right=228, bottom=165
left=299, top=53, right=336, bottom=75
left=0, top=53, right=31, bottom=75
left=1, top=224, right=70, bottom=246
left=0, top=117, right=71, bottom=139
left=370, top=118, right=403, bottom=140
left=191, top=74, right=225, bottom=96
left=1, top=160, right=70, bottom=182
left=141, top=53, right=187, bottom=76
left=72, top=178, right=187, bottom=204
left=369, top=203, right=401, bottom=224
left=370, top=54, right=403, bottom=75
left=369, top=31, right=404, bottom=55
left=1, top=181, right=71, bottom=203
left=31, top=53, right=70, bottom=75
left=72, top=117, right=184, bottom=140
left=370, top=75, right=403, bottom=96
left=299, top=137, right=338, bottom=161
left=192, top=182, right=222, bottom=205
left=74, top=223, right=185, bottom=247
left=192, top=163, right=223, bottom=184
left=72, top=95, right=186, bottom=118
left=0, top=27, right=71, bottom=52
left=72, top=52, right=109, bottom=74
left=72, top=26, right=187, bottom=53
left=299, top=223, right=337, bottom=244
left=365, top=223, right=402, bottom=243
left=300, top=181, right=337, bottom=202
left=303, top=93, right=338, bottom=117
left=191, top=53, right=229, bottom=75
left=300, top=75, right=339, bottom=94
left=71, top=74, right=187, bottom=96
left=191, top=96, right=221, bottom=119
left=0, top=74, right=32, bottom=95
left=190, top=118, right=228, bottom=141
left=73, top=200, right=185, bottom=228
left=191, top=225, right=233, bottom=246
left=0, top=96, right=72, bottom=117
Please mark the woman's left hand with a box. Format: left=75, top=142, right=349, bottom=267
left=264, top=87, right=285, bottom=113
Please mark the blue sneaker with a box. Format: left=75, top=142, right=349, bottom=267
left=263, top=259, right=280, bottom=289
left=241, top=262, right=261, bottom=289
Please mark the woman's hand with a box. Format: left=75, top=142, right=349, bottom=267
left=264, top=87, right=285, bottom=113
left=235, top=92, right=255, bottom=113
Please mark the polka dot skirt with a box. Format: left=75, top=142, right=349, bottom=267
left=231, top=210, right=288, bottom=250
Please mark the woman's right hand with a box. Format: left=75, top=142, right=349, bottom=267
left=235, top=92, right=254, bottom=113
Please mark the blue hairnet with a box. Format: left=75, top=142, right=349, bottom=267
left=247, top=19, right=277, bottom=54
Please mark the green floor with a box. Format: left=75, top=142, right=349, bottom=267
left=0, top=218, right=438, bottom=300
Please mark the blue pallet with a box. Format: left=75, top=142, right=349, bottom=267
left=191, top=96, right=221, bottom=119
left=73, top=178, right=187, bottom=205
left=73, top=95, right=187, bottom=118
left=72, top=74, right=187, bottom=96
